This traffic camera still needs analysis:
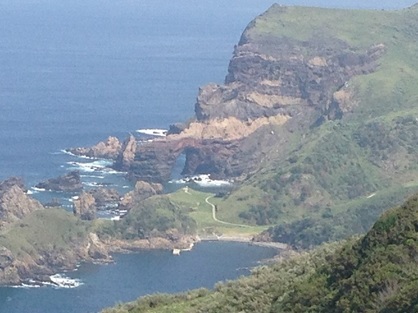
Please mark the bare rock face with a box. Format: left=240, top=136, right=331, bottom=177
left=88, top=188, right=120, bottom=209
left=66, top=136, right=122, bottom=159
left=73, top=192, right=96, bottom=220
left=35, top=171, right=82, bottom=192
left=115, top=135, right=137, bottom=170
left=0, top=178, right=44, bottom=227
left=119, top=181, right=163, bottom=210
left=196, top=38, right=384, bottom=124
left=0, top=247, right=19, bottom=284
left=86, top=233, right=109, bottom=259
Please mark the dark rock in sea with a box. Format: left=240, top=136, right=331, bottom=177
left=73, top=191, right=96, bottom=220
left=167, top=122, right=187, bottom=135
left=35, top=171, right=83, bottom=192
left=88, top=188, right=120, bottom=209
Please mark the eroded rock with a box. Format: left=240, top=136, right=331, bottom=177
left=35, top=171, right=82, bottom=192
left=0, top=178, right=44, bottom=227
left=66, top=136, right=122, bottom=159
left=73, top=192, right=96, bottom=220
left=119, top=180, right=163, bottom=210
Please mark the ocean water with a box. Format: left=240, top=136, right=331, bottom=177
left=0, top=242, right=278, bottom=313
left=0, top=0, right=417, bottom=312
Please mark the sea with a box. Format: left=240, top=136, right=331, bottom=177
left=0, top=0, right=416, bottom=312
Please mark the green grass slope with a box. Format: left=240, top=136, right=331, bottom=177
left=102, top=193, right=418, bottom=313
left=0, top=208, right=90, bottom=259
left=214, top=4, right=418, bottom=246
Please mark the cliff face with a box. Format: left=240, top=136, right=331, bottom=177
left=114, top=5, right=384, bottom=184
left=196, top=38, right=383, bottom=123
left=0, top=177, right=44, bottom=228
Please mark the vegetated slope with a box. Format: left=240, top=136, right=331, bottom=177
left=213, top=4, right=418, bottom=246
left=275, top=194, right=418, bottom=312
left=102, top=193, right=418, bottom=313
left=96, top=195, right=197, bottom=241
left=0, top=208, right=108, bottom=284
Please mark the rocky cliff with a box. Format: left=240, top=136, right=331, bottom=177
left=68, top=4, right=418, bottom=247
left=0, top=177, right=44, bottom=228
left=0, top=176, right=112, bottom=285
left=67, top=136, right=122, bottom=159
left=106, top=4, right=384, bottom=184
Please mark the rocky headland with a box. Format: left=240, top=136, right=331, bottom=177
left=67, top=4, right=418, bottom=250
left=69, top=4, right=384, bottom=186
left=0, top=177, right=196, bottom=286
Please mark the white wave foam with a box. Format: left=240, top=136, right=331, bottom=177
left=82, top=182, right=112, bottom=187
left=169, top=174, right=231, bottom=187
left=12, top=275, right=82, bottom=289
left=67, top=160, right=113, bottom=173
left=80, top=175, right=105, bottom=179
left=26, top=190, right=34, bottom=195
left=59, top=149, right=96, bottom=159
left=49, top=274, right=83, bottom=289
left=31, top=187, right=46, bottom=192
left=136, top=128, right=167, bottom=137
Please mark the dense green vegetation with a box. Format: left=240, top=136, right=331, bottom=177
left=102, top=194, right=418, bottom=313
left=0, top=208, right=90, bottom=260
left=211, top=4, right=418, bottom=248
left=95, top=195, right=197, bottom=240
left=275, top=194, right=418, bottom=312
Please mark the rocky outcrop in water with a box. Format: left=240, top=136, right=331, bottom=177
left=66, top=136, right=122, bottom=159
left=0, top=177, right=44, bottom=228
left=110, top=6, right=384, bottom=184
left=73, top=192, right=96, bottom=220
left=88, top=188, right=120, bottom=209
left=35, top=171, right=83, bottom=192
left=115, top=135, right=137, bottom=171
left=119, top=180, right=163, bottom=210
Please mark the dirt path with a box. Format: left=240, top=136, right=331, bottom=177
left=205, top=196, right=250, bottom=228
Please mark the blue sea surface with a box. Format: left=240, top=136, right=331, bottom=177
left=0, top=0, right=417, bottom=312
left=0, top=242, right=278, bottom=313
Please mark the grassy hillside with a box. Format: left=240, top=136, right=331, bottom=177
left=0, top=208, right=89, bottom=259
left=212, top=4, right=418, bottom=247
left=102, top=193, right=418, bottom=313
left=95, top=195, right=197, bottom=240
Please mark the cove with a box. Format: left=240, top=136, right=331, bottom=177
left=0, top=242, right=277, bottom=313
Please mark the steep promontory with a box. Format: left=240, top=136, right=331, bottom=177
left=72, top=4, right=418, bottom=249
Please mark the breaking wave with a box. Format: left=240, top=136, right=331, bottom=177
left=136, top=128, right=167, bottom=137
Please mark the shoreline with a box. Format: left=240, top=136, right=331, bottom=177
left=196, top=235, right=289, bottom=250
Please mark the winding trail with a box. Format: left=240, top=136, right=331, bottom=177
left=205, top=196, right=250, bottom=228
